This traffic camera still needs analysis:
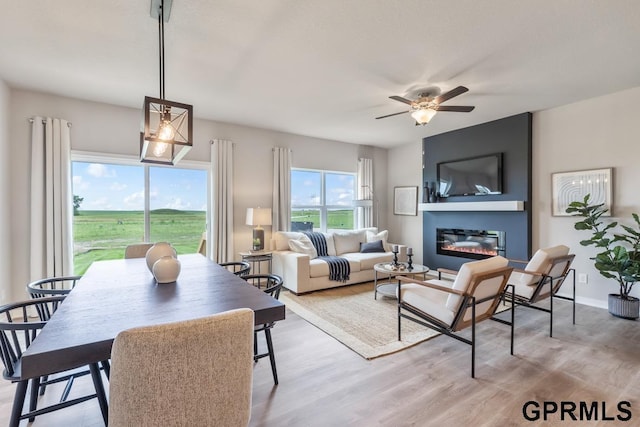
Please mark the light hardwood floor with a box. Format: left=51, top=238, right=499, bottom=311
left=1, top=299, right=638, bottom=426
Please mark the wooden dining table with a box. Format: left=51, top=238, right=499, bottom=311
left=20, top=253, right=286, bottom=423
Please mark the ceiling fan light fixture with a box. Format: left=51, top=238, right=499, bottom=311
left=140, top=0, right=193, bottom=165
left=411, top=108, right=437, bottom=125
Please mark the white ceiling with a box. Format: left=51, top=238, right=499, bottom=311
left=1, top=1, right=640, bottom=148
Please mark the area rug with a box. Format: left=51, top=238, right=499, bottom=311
left=279, top=282, right=440, bottom=359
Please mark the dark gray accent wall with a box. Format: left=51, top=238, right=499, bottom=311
left=422, top=112, right=532, bottom=271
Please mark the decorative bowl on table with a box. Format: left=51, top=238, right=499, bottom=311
left=145, top=242, right=177, bottom=272
left=152, top=256, right=181, bottom=283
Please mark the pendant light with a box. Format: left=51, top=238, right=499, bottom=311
left=140, top=0, right=193, bottom=165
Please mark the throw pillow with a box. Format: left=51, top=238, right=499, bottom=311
left=360, top=240, right=385, bottom=253
left=333, top=230, right=366, bottom=255
left=288, top=235, right=318, bottom=259
left=366, top=229, right=390, bottom=251
left=274, top=231, right=304, bottom=251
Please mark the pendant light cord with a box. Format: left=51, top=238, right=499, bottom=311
left=158, top=0, right=166, bottom=100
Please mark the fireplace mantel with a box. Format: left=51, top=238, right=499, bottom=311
left=418, top=200, right=525, bottom=212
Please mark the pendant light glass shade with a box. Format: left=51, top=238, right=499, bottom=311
left=141, top=96, right=193, bottom=165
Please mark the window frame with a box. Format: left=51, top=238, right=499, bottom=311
left=290, top=167, right=356, bottom=232
left=70, top=150, right=210, bottom=266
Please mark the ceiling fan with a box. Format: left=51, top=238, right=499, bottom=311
left=375, top=86, right=475, bottom=126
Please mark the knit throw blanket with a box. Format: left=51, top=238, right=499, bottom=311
left=304, top=232, right=351, bottom=282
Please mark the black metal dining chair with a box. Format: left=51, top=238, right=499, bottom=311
left=26, top=276, right=81, bottom=320
left=0, top=297, right=108, bottom=427
left=220, top=261, right=251, bottom=277
left=26, top=276, right=111, bottom=398
left=243, top=274, right=283, bottom=385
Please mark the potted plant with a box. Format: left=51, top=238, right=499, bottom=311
left=566, top=194, right=640, bottom=319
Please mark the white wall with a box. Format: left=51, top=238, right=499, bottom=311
left=7, top=89, right=388, bottom=301
left=534, top=86, right=640, bottom=308
left=386, top=141, right=423, bottom=264
left=0, top=79, right=11, bottom=304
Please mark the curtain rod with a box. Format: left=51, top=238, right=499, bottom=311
left=28, top=118, right=72, bottom=127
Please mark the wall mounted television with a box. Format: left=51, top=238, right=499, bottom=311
left=437, top=153, right=503, bottom=197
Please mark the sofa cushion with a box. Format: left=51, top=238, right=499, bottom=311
left=342, top=252, right=392, bottom=270
left=509, top=245, right=570, bottom=298
left=398, top=281, right=455, bottom=326
left=333, top=230, right=366, bottom=255
left=274, top=231, right=304, bottom=251
left=288, top=235, right=318, bottom=259
left=309, top=257, right=361, bottom=277
left=322, top=233, right=337, bottom=256
left=360, top=240, right=385, bottom=253
left=445, top=256, right=509, bottom=312
left=366, top=229, right=390, bottom=252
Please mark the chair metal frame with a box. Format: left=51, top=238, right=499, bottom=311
left=0, top=297, right=108, bottom=427
left=508, top=254, right=576, bottom=337
left=244, top=274, right=283, bottom=385
left=398, top=266, right=515, bottom=378
left=220, top=261, right=251, bottom=277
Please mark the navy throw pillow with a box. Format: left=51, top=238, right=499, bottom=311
left=360, top=240, right=385, bottom=253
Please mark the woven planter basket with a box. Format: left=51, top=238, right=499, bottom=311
left=608, top=294, right=639, bottom=320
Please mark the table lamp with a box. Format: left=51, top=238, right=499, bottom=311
left=246, top=207, right=272, bottom=251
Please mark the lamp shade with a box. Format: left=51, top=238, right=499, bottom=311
left=411, top=108, right=437, bottom=125
left=246, top=208, right=272, bottom=227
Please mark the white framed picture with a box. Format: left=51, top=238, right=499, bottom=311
left=551, top=168, right=613, bottom=216
left=394, top=186, right=418, bottom=216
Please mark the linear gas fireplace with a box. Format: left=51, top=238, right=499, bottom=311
left=436, top=228, right=506, bottom=260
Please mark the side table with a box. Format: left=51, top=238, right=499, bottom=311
left=239, top=251, right=273, bottom=275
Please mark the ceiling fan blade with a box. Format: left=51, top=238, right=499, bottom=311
left=375, top=111, right=410, bottom=119
left=434, top=86, right=468, bottom=104
left=389, top=95, right=414, bottom=105
left=435, top=105, right=475, bottom=112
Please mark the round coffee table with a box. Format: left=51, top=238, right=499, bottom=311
left=374, top=262, right=429, bottom=299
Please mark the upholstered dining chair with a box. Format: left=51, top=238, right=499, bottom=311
left=506, top=245, right=576, bottom=337
left=109, top=308, right=255, bottom=427
left=243, top=274, right=283, bottom=385
left=0, top=297, right=108, bottom=427
left=220, top=261, right=251, bottom=277
left=397, top=256, right=514, bottom=378
left=124, top=242, right=154, bottom=259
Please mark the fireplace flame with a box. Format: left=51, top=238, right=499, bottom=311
left=441, top=244, right=497, bottom=257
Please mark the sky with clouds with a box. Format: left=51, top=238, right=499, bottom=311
left=291, top=170, right=354, bottom=207
left=72, top=162, right=207, bottom=211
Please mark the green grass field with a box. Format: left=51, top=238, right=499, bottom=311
left=73, top=208, right=354, bottom=275
left=292, top=209, right=354, bottom=230
left=73, top=209, right=206, bottom=275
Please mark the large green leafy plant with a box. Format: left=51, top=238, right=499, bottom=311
left=566, top=194, right=640, bottom=299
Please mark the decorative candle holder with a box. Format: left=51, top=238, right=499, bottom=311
left=407, top=254, right=413, bottom=271
left=392, top=246, right=399, bottom=267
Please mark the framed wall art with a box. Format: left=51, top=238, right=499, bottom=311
left=394, top=186, right=418, bottom=216
left=551, top=167, right=613, bottom=216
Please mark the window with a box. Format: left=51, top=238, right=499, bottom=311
left=71, top=155, right=208, bottom=275
left=291, top=168, right=355, bottom=232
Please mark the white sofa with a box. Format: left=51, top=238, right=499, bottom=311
left=271, top=227, right=406, bottom=294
